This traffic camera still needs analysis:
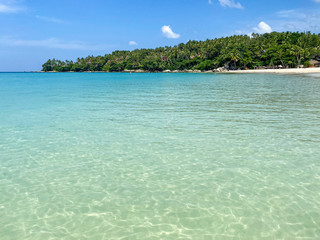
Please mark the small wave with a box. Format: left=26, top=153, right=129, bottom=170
left=304, top=73, right=320, bottom=78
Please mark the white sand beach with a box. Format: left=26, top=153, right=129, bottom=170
left=226, top=68, right=320, bottom=74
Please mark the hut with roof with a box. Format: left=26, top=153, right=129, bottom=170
left=309, top=59, right=320, bottom=68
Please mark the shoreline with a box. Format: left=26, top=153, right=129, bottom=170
left=30, top=68, right=320, bottom=75
left=225, top=68, right=320, bottom=74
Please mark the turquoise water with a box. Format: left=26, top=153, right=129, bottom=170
left=0, top=72, right=320, bottom=239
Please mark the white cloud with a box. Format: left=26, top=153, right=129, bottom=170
left=208, top=0, right=213, bottom=4
left=0, top=3, right=21, bottom=13
left=235, top=30, right=244, bottom=35
left=237, top=8, right=320, bottom=36
left=313, top=0, right=320, bottom=2
left=276, top=10, right=306, bottom=19
left=253, top=21, right=272, bottom=34
left=0, top=36, right=111, bottom=50
left=274, top=9, right=320, bottom=32
left=218, top=0, right=243, bottom=9
left=36, top=15, right=68, bottom=24
left=129, top=41, right=138, bottom=46
left=161, top=25, right=180, bottom=39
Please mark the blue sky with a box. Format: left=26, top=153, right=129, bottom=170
left=0, top=0, right=320, bottom=71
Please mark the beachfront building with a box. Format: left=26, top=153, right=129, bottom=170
left=309, top=59, right=320, bottom=68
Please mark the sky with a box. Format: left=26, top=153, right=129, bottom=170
left=0, top=0, right=320, bottom=71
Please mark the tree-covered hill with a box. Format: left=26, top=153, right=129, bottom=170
left=42, top=32, right=320, bottom=72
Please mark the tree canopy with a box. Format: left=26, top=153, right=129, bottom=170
left=42, top=32, right=320, bottom=72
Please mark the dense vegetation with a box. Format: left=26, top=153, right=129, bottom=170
left=42, top=32, right=320, bottom=72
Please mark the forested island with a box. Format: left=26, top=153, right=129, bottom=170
left=42, top=32, right=320, bottom=72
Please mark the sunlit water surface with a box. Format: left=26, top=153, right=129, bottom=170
left=0, top=72, right=319, bottom=239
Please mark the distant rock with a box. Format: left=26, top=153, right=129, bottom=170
left=214, top=67, right=228, bottom=72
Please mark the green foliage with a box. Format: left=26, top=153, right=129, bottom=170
left=42, top=32, right=320, bottom=72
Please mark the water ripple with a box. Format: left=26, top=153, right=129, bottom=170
left=0, top=73, right=320, bottom=239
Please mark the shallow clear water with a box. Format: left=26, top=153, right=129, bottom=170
left=0, top=72, right=320, bottom=239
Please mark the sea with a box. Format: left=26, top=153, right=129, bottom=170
left=0, top=72, right=319, bottom=239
